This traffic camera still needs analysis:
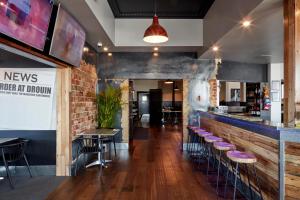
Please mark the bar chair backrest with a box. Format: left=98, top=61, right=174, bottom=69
left=77, top=136, right=100, bottom=154
left=0, top=141, right=27, bottom=163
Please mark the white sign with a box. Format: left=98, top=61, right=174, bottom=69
left=0, top=68, right=56, bottom=130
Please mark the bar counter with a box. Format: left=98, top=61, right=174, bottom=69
left=198, top=111, right=300, bottom=200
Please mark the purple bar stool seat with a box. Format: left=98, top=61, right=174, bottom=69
left=204, top=135, right=223, bottom=143
left=227, top=151, right=257, bottom=164
left=197, top=131, right=213, bottom=137
left=214, top=142, right=235, bottom=151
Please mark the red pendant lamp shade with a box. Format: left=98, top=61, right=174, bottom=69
left=143, top=15, right=168, bottom=44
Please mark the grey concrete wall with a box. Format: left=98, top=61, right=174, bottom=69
left=217, top=61, right=268, bottom=82
left=97, top=52, right=215, bottom=80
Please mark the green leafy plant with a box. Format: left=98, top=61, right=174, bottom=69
left=97, top=85, right=122, bottom=128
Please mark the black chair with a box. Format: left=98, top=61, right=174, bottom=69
left=101, top=136, right=117, bottom=159
left=0, top=140, right=32, bottom=189
left=75, top=136, right=102, bottom=176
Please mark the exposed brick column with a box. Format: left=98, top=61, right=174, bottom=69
left=71, top=61, right=98, bottom=138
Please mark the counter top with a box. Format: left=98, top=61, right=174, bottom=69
left=199, top=111, right=281, bottom=139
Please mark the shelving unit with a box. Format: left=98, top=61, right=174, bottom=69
left=246, top=83, right=261, bottom=116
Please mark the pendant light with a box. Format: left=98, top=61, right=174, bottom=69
left=143, top=0, right=168, bottom=44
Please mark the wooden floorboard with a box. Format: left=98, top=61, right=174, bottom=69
left=46, top=125, right=221, bottom=200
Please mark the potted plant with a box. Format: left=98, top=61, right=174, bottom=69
left=97, top=85, right=122, bottom=128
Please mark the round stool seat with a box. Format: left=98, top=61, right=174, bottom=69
left=194, top=129, right=207, bottom=133
left=214, top=142, right=235, bottom=151
left=227, top=150, right=257, bottom=164
left=187, top=125, right=197, bottom=129
left=197, top=131, right=213, bottom=137
left=191, top=127, right=206, bottom=132
left=204, top=135, right=223, bottom=143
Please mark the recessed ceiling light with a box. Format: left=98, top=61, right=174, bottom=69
left=260, top=54, right=272, bottom=57
left=153, top=52, right=159, bottom=57
left=0, top=2, right=4, bottom=6
left=97, top=42, right=102, bottom=47
left=108, top=52, right=112, bottom=56
left=103, top=47, right=108, bottom=51
left=212, top=46, right=219, bottom=52
left=83, top=47, right=89, bottom=52
left=242, top=20, right=252, bottom=28
left=154, top=47, right=159, bottom=51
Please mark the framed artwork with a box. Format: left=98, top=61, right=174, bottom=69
left=271, top=91, right=280, bottom=102
left=271, top=80, right=281, bottom=91
left=231, top=89, right=241, bottom=102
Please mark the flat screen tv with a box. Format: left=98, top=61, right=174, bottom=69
left=0, top=0, right=53, bottom=51
left=49, top=5, right=86, bottom=67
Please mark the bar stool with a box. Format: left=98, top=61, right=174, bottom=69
left=188, top=127, right=206, bottom=158
left=204, top=135, right=223, bottom=175
left=226, top=150, right=263, bottom=200
left=213, top=141, right=235, bottom=196
left=187, top=126, right=198, bottom=155
left=195, top=131, right=212, bottom=158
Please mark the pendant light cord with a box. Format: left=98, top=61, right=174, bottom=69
left=154, top=0, right=157, bottom=15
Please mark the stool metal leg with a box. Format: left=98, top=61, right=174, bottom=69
left=216, top=150, right=222, bottom=195
left=245, top=164, right=253, bottom=200
left=206, top=143, right=211, bottom=175
left=224, top=161, right=230, bottom=198
left=253, top=164, right=263, bottom=200
left=233, top=162, right=239, bottom=200
left=187, top=131, right=191, bottom=153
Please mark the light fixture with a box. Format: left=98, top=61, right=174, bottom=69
left=108, top=53, right=112, bottom=56
left=0, top=2, right=4, bottom=6
left=97, top=42, right=102, bottom=47
left=143, top=0, right=168, bottom=44
left=164, top=79, right=173, bottom=84
left=242, top=20, right=251, bottom=28
left=153, top=52, right=159, bottom=57
left=154, top=47, right=159, bottom=51
left=174, top=85, right=180, bottom=91
left=212, top=46, right=219, bottom=52
left=103, top=47, right=108, bottom=51
left=143, top=15, right=168, bottom=44
left=83, top=47, right=89, bottom=52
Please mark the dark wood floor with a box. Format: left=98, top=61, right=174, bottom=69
left=46, top=125, right=221, bottom=200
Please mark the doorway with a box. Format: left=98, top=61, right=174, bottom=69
left=137, top=92, right=150, bottom=127
left=129, top=79, right=183, bottom=149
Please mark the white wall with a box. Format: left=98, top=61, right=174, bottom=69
left=85, top=0, right=115, bottom=43
left=269, top=63, right=283, bottom=123
left=132, top=80, right=158, bottom=101
left=115, top=19, right=203, bottom=46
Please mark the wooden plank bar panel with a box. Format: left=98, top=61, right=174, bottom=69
left=285, top=142, right=300, bottom=200
left=200, top=117, right=279, bottom=200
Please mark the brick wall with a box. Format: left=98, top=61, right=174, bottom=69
left=71, top=61, right=98, bottom=137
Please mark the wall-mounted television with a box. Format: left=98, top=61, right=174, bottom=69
left=49, top=5, right=86, bottom=67
left=0, top=0, right=53, bottom=51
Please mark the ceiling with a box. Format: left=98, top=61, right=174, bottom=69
left=200, top=0, right=283, bottom=64
left=107, top=0, right=215, bottom=18
left=58, top=0, right=283, bottom=64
